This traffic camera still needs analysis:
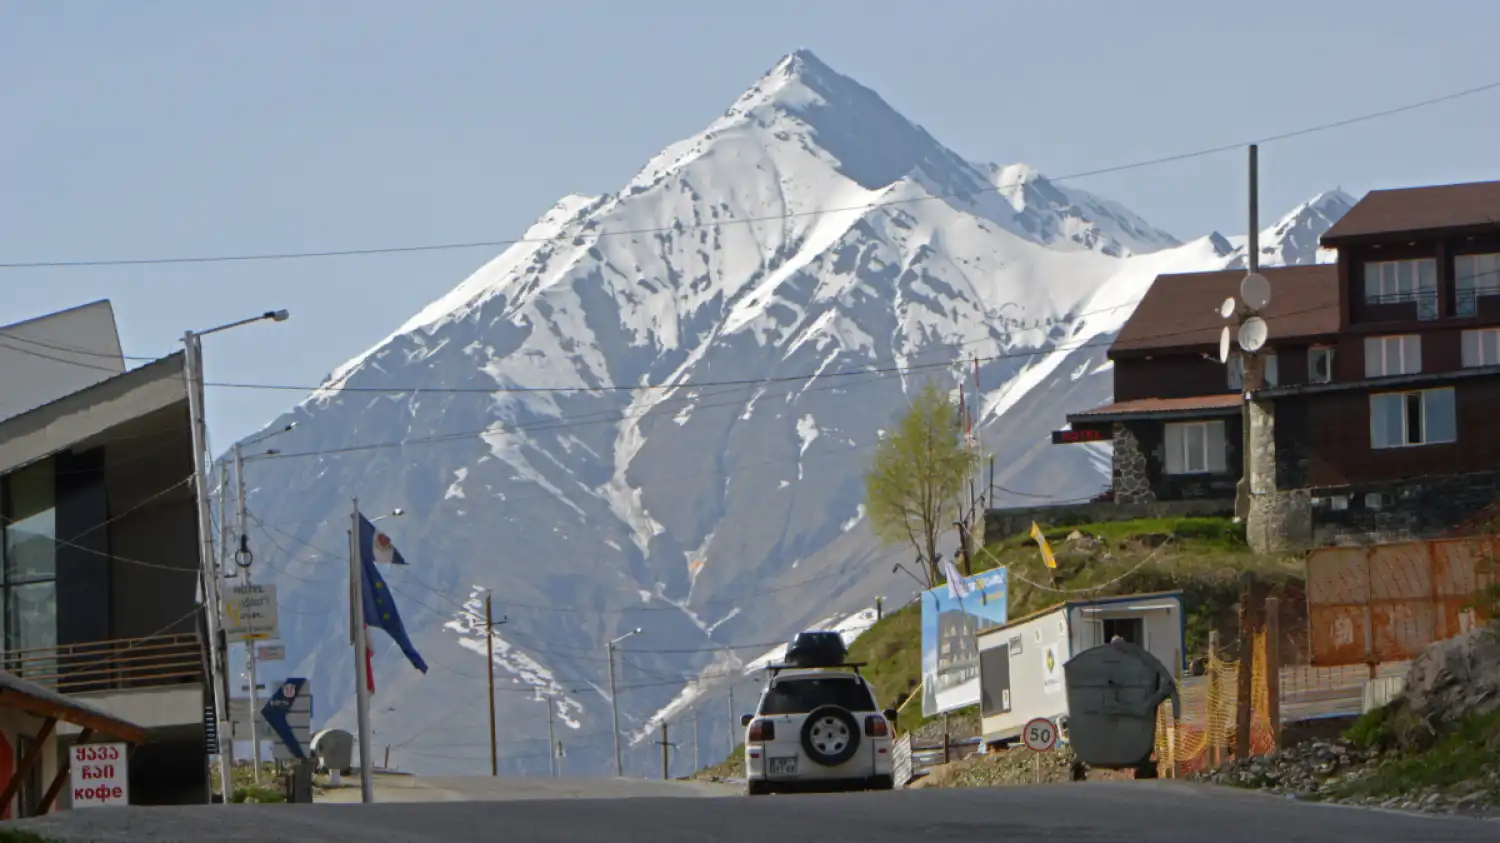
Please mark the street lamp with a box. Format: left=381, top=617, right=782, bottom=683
left=891, top=561, right=928, bottom=589
left=608, top=628, right=642, bottom=777
left=371, top=509, right=405, bottom=523
left=180, top=309, right=289, bottom=803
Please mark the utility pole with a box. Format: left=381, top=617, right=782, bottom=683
left=657, top=722, right=671, bottom=780
left=1236, top=144, right=1262, bottom=522
left=233, top=442, right=263, bottom=786
left=607, top=628, right=641, bottom=777
left=182, top=330, right=233, bottom=801
left=543, top=695, right=557, bottom=778
left=726, top=686, right=737, bottom=754
left=486, top=594, right=498, bottom=778
left=692, top=708, right=701, bottom=772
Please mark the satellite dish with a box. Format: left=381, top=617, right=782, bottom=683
left=1218, top=326, right=1232, bottom=364
left=311, top=728, right=355, bottom=773
left=1240, top=273, right=1271, bottom=311
left=1219, top=297, right=1237, bottom=320
left=1237, top=316, right=1268, bottom=353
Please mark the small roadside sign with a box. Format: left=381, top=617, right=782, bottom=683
left=70, top=743, right=129, bottom=808
left=256, top=644, right=285, bottom=661
left=1022, top=717, right=1057, bottom=752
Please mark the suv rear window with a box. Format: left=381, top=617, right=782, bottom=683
left=759, top=677, right=876, bottom=715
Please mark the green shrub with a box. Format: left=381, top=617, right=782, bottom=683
left=230, top=784, right=286, bottom=804
left=1344, top=704, right=1395, bottom=750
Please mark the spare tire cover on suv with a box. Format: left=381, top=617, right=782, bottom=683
left=800, top=704, right=861, bottom=767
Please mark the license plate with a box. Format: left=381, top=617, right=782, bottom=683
left=769, top=757, right=798, bottom=776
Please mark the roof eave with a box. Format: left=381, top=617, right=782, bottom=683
left=1322, top=220, right=1500, bottom=248
left=1066, top=404, right=1241, bottom=424
left=1256, top=364, right=1500, bottom=398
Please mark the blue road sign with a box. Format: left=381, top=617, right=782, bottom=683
left=262, top=677, right=308, bottom=760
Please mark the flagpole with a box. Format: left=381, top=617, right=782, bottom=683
left=350, top=497, right=375, bottom=804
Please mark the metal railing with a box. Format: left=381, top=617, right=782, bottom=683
left=1456, top=283, right=1500, bottom=317
left=1364, top=287, right=1438, bottom=320
left=1, top=633, right=205, bottom=695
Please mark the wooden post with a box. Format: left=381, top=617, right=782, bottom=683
left=942, top=713, right=951, bottom=764
left=384, top=745, right=391, bottom=771
left=1234, top=577, right=1255, bottom=760
left=1168, top=647, right=1181, bottom=778
left=36, top=728, right=92, bottom=814
left=1207, top=631, right=1221, bottom=767
left=0, top=717, right=57, bottom=813
left=1265, top=597, right=1282, bottom=752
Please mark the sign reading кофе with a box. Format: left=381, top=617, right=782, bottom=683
left=70, top=742, right=129, bottom=808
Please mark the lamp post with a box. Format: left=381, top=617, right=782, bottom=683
left=182, top=309, right=287, bottom=803
left=607, top=628, right=642, bottom=777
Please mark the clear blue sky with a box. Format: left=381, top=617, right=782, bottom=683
left=4, top=1, right=1499, bottom=448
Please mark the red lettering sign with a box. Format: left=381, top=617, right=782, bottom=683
left=70, top=741, right=128, bottom=807
left=1051, top=428, right=1105, bottom=444
left=72, top=785, right=124, bottom=802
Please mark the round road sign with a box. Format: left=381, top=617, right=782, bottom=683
left=1022, top=717, right=1057, bottom=752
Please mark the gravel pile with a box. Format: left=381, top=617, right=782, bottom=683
left=914, top=745, right=1083, bottom=788
left=1192, top=739, right=1500, bottom=816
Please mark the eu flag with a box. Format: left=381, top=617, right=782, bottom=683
left=359, top=515, right=427, bottom=676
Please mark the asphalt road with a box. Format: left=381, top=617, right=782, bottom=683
left=8, top=780, right=1496, bottom=842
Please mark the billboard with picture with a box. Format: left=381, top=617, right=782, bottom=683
left=920, top=567, right=1008, bottom=717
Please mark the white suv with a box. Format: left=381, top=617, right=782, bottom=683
left=742, top=666, right=896, bottom=795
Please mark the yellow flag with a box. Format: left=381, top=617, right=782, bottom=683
left=1031, top=522, right=1057, bottom=569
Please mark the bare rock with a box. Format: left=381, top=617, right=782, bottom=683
left=1401, top=628, right=1500, bottom=734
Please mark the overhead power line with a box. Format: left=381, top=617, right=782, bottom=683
left=3, top=76, right=1498, bottom=270
left=240, top=301, right=1336, bottom=461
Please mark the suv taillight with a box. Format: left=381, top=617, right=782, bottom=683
left=865, top=715, right=889, bottom=737
left=748, top=719, right=775, bottom=742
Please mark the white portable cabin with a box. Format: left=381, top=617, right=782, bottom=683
left=976, top=591, right=1184, bottom=745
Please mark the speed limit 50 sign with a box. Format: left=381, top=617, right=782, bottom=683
left=1022, top=717, right=1057, bottom=752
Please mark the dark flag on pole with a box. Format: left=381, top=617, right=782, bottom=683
left=358, top=515, right=428, bottom=684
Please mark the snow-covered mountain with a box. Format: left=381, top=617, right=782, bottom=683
left=236, top=49, right=1351, bottom=777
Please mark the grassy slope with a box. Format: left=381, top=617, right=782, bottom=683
left=1336, top=700, right=1500, bottom=801
left=693, top=516, right=1299, bottom=775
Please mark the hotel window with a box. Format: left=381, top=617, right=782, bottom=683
left=1308, top=346, right=1335, bottom=383
left=1364, top=258, right=1437, bottom=319
left=1456, top=253, right=1500, bottom=317
left=1370, top=388, right=1456, bottom=449
left=1462, top=328, right=1500, bottom=368
left=1164, top=420, right=1228, bottom=475
left=1364, top=334, right=1421, bottom=377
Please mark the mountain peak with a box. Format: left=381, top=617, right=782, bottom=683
left=773, top=48, right=836, bottom=82
left=1259, top=188, right=1354, bottom=266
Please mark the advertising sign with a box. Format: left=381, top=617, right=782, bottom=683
left=70, top=743, right=129, bottom=808
left=223, top=582, right=279, bottom=641
left=921, top=567, right=1007, bottom=717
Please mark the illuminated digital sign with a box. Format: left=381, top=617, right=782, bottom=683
left=1051, top=428, right=1106, bottom=444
